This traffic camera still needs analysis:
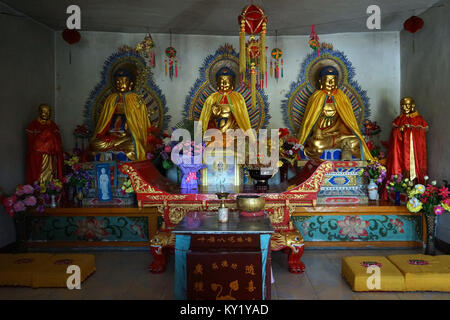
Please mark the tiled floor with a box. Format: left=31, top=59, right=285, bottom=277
left=0, top=248, right=449, bottom=300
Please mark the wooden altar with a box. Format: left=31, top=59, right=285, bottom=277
left=173, top=211, right=273, bottom=300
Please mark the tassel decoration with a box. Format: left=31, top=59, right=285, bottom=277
left=239, top=20, right=246, bottom=75
left=251, top=63, right=256, bottom=109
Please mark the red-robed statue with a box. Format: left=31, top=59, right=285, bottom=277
left=386, top=97, right=428, bottom=183
left=26, top=104, right=63, bottom=184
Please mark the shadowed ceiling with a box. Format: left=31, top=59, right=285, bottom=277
left=0, top=0, right=441, bottom=35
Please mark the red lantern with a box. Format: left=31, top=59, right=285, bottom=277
left=238, top=4, right=267, bottom=35
left=403, top=16, right=424, bottom=34
left=62, top=29, right=81, bottom=44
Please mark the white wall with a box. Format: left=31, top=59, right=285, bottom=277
left=400, top=0, right=450, bottom=244
left=0, top=3, right=55, bottom=247
left=55, top=31, right=400, bottom=150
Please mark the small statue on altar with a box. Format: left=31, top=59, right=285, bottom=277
left=386, top=96, right=428, bottom=183
left=87, top=69, right=151, bottom=161
left=198, top=67, right=253, bottom=137
left=26, top=104, right=63, bottom=184
left=297, top=66, right=373, bottom=161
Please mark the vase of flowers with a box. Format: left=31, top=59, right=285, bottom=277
left=362, top=161, right=387, bottom=200
left=41, top=178, right=63, bottom=207
left=278, top=128, right=304, bottom=182
left=406, top=176, right=449, bottom=255
left=1, top=183, right=44, bottom=252
left=146, top=127, right=175, bottom=176
left=63, top=156, right=93, bottom=205
left=386, top=174, right=411, bottom=205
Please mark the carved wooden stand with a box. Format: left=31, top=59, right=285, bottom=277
left=120, top=160, right=334, bottom=274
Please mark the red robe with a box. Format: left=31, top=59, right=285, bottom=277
left=386, top=112, right=428, bottom=183
left=26, top=120, right=63, bottom=184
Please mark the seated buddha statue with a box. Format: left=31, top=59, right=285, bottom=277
left=297, top=66, right=374, bottom=161
left=198, top=67, right=254, bottom=143
left=88, top=69, right=151, bottom=161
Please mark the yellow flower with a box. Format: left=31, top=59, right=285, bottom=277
left=407, top=197, right=422, bottom=213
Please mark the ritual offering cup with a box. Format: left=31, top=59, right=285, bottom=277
left=237, top=195, right=265, bottom=217
left=216, top=192, right=230, bottom=223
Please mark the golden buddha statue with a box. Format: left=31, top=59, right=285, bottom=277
left=88, top=69, right=151, bottom=161
left=297, top=66, right=373, bottom=161
left=198, top=67, right=253, bottom=136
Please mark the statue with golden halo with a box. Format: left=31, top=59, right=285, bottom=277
left=198, top=66, right=253, bottom=136
left=297, top=66, right=374, bottom=161
left=87, top=68, right=151, bottom=161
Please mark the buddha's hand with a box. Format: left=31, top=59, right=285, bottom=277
left=212, top=103, right=221, bottom=116
left=312, top=129, right=323, bottom=140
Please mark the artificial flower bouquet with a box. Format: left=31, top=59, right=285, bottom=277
left=2, top=183, right=45, bottom=217
left=120, top=179, right=134, bottom=195
left=40, top=178, right=64, bottom=206
left=63, top=155, right=93, bottom=194
left=362, top=161, right=387, bottom=184
left=406, top=176, right=449, bottom=216
left=147, top=127, right=175, bottom=171
left=386, top=174, right=411, bottom=204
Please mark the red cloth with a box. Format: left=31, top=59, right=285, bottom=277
left=386, top=112, right=428, bottom=184
left=26, top=120, right=63, bottom=184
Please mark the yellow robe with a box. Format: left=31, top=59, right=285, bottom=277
left=93, top=92, right=151, bottom=160
left=198, top=91, right=255, bottom=139
left=297, top=89, right=374, bottom=161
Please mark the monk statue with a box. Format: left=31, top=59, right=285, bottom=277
left=26, top=104, right=63, bottom=184
left=386, top=96, right=428, bottom=183
left=297, top=66, right=373, bottom=161
left=198, top=67, right=253, bottom=136
left=87, top=69, right=151, bottom=161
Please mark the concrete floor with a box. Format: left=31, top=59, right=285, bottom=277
left=0, top=248, right=449, bottom=300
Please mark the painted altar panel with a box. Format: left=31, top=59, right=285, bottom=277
left=292, top=215, right=422, bottom=242
left=29, top=216, right=149, bottom=242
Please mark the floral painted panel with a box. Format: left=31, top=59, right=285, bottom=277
left=292, top=215, right=422, bottom=242
left=29, top=216, right=148, bottom=242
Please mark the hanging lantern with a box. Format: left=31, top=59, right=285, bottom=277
left=308, top=25, right=320, bottom=57
left=403, top=16, right=424, bottom=34
left=62, top=29, right=81, bottom=64
left=165, top=46, right=177, bottom=80
left=136, top=33, right=156, bottom=68
left=238, top=4, right=268, bottom=108
left=403, top=16, right=424, bottom=53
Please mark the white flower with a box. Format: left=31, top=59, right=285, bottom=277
left=424, top=175, right=429, bottom=181
left=414, top=184, right=426, bottom=194
left=431, top=180, right=437, bottom=186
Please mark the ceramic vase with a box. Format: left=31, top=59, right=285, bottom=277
left=367, top=179, right=379, bottom=200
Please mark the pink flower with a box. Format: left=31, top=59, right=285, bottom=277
left=23, top=196, right=37, bottom=206
left=337, top=216, right=370, bottom=240
left=22, top=184, right=35, bottom=195
left=164, top=145, right=172, bottom=153
left=434, top=206, right=444, bottom=215
left=13, top=201, right=26, bottom=212
left=15, top=187, right=24, bottom=196
left=5, top=206, right=15, bottom=217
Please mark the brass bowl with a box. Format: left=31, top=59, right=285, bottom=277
left=236, top=195, right=265, bottom=212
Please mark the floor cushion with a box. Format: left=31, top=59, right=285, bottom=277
left=387, top=254, right=450, bottom=292
left=342, top=256, right=405, bottom=292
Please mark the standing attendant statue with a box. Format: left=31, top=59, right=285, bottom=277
left=26, top=104, right=63, bottom=184
left=386, top=97, right=428, bottom=183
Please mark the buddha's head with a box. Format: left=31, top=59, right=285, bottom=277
left=114, top=69, right=134, bottom=93
left=216, top=67, right=235, bottom=92
left=38, top=104, right=51, bottom=121
left=400, top=96, right=416, bottom=114
left=319, top=66, right=339, bottom=93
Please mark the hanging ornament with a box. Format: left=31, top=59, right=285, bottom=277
left=270, top=30, right=283, bottom=81
left=62, top=29, right=81, bottom=64
left=238, top=4, right=268, bottom=109
left=308, top=25, right=320, bottom=57
left=165, top=46, right=177, bottom=80
left=135, top=33, right=155, bottom=68
left=403, top=16, right=424, bottom=53
left=165, top=30, right=178, bottom=80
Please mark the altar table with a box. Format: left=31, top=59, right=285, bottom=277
left=173, top=211, right=274, bottom=300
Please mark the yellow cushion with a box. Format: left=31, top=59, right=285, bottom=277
left=0, top=253, right=96, bottom=288
left=387, top=254, right=450, bottom=292
left=342, top=256, right=405, bottom=292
